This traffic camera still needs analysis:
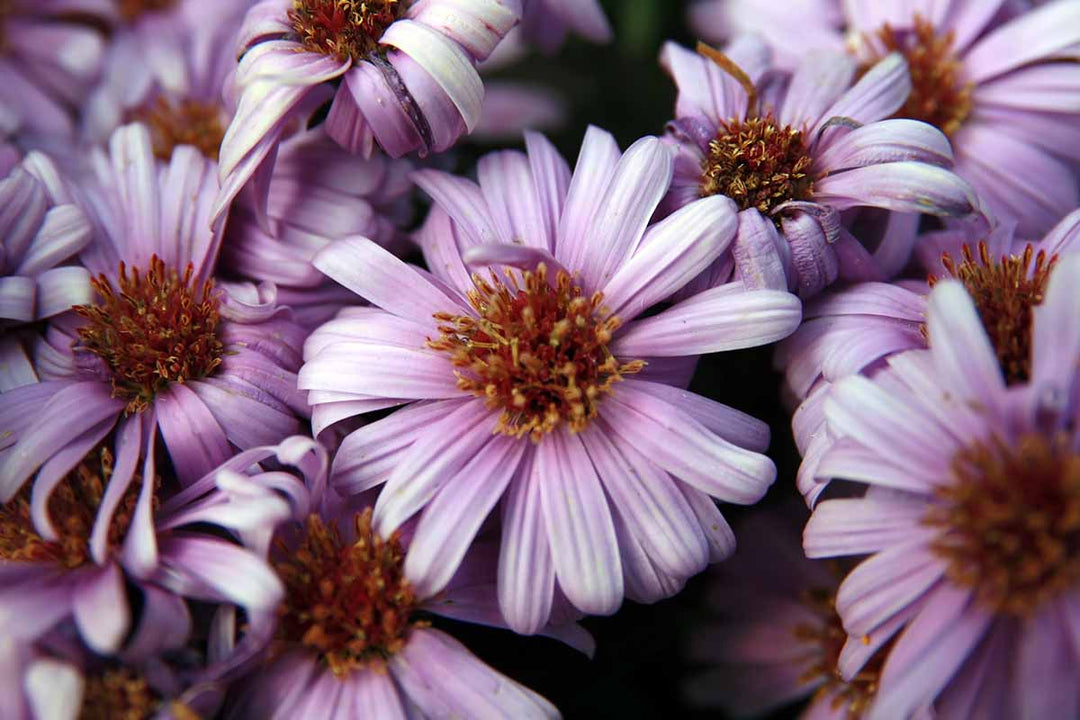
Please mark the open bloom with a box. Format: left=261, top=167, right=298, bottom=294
left=302, top=128, right=802, bottom=631
left=661, top=39, right=979, bottom=298
left=803, top=262, right=1080, bottom=718
left=0, top=0, right=104, bottom=143
left=691, top=0, right=1080, bottom=236
left=685, top=507, right=906, bottom=719
left=0, top=124, right=307, bottom=506
left=779, top=208, right=1080, bottom=504
left=0, top=151, right=92, bottom=326
left=218, top=0, right=518, bottom=215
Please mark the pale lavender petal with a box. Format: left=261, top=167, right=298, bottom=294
left=299, top=344, right=458, bottom=399
left=814, top=119, right=953, bottom=173
left=556, top=125, right=621, bottom=271
left=73, top=563, right=129, bottom=654
left=835, top=541, right=945, bottom=637
left=804, top=496, right=928, bottom=558
left=963, top=0, right=1080, bottom=84
left=813, top=162, right=978, bottom=216
left=814, top=53, right=910, bottom=136
left=24, top=659, right=83, bottom=720
left=780, top=50, right=856, bottom=129
left=624, top=379, right=769, bottom=452
left=156, top=383, right=233, bottom=485
left=925, top=280, right=1005, bottom=411
left=477, top=150, right=547, bottom=248
left=411, top=170, right=500, bottom=247
left=499, top=454, right=556, bottom=634
left=1016, top=602, right=1079, bottom=719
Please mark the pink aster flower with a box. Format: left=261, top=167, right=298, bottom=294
left=0, top=124, right=307, bottom=505
left=302, top=127, right=802, bottom=632
left=661, top=39, right=980, bottom=298
left=0, top=151, right=93, bottom=326
left=685, top=507, right=911, bottom=719
left=0, top=0, right=105, bottom=143
left=222, top=128, right=415, bottom=328
left=217, top=0, right=519, bottom=218
left=690, top=0, right=1080, bottom=236
left=803, top=260, right=1080, bottom=719
left=779, top=208, right=1080, bottom=504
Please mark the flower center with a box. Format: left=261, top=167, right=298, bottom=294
left=289, top=0, right=406, bottom=61
left=925, top=433, right=1080, bottom=616
left=74, top=256, right=224, bottom=414
left=929, top=242, right=1055, bottom=384
left=115, top=0, right=178, bottom=22
left=701, top=114, right=814, bottom=217
left=0, top=447, right=146, bottom=569
left=793, top=587, right=886, bottom=719
left=274, top=509, right=418, bottom=677
left=428, top=264, right=644, bottom=442
left=80, top=668, right=166, bottom=720
left=865, top=16, right=973, bottom=137
left=131, top=97, right=225, bottom=161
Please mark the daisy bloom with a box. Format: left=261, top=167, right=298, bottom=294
left=690, top=0, right=1080, bottom=236
left=302, top=127, right=802, bottom=632
left=803, top=259, right=1080, bottom=718
left=661, top=39, right=979, bottom=298
left=0, top=123, right=307, bottom=505
left=685, top=508, right=908, bottom=719
left=779, top=208, right=1080, bottom=504
left=0, top=151, right=92, bottom=326
left=0, top=0, right=104, bottom=143
left=217, top=0, right=519, bottom=215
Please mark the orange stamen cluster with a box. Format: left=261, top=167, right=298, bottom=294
left=274, top=510, right=418, bottom=677
left=0, top=447, right=147, bottom=568
left=74, top=256, right=224, bottom=414
left=116, top=0, right=178, bottom=22
left=793, top=587, right=887, bottom=719
left=131, top=97, right=225, bottom=161
left=428, top=264, right=644, bottom=442
left=701, top=114, right=814, bottom=217
left=79, top=668, right=161, bottom=720
left=928, top=242, right=1056, bottom=384
left=289, top=0, right=405, bottom=61
left=926, top=433, right=1080, bottom=616
left=868, top=16, right=974, bottom=137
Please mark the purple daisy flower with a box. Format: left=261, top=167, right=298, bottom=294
left=217, top=0, right=519, bottom=217
left=0, top=0, right=105, bottom=143
left=685, top=507, right=909, bottom=719
left=302, top=127, right=802, bottom=632
left=803, top=260, right=1080, bottom=718
left=661, top=39, right=980, bottom=298
left=0, top=430, right=321, bottom=659
left=222, top=128, right=415, bottom=328
left=690, top=0, right=1080, bottom=236
left=0, top=151, right=93, bottom=327
left=779, top=208, right=1080, bottom=504
left=0, top=123, right=307, bottom=500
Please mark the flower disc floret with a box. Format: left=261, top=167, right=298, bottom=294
left=929, top=242, right=1056, bottom=384
left=428, top=263, right=644, bottom=442
left=925, top=433, right=1080, bottom=616
left=132, top=97, right=225, bottom=161
left=274, top=510, right=418, bottom=677
left=701, top=114, right=813, bottom=217
left=116, top=0, right=177, bottom=22
left=289, top=0, right=406, bottom=61
left=74, top=256, right=224, bottom=414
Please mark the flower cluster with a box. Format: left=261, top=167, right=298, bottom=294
left=0, top=0, right=1078, bottom=717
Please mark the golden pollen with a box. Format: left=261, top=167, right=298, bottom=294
left=274, top=510, right=419, bottom=677
left=793, top=587, right=887, bottom=719
left=131, top=97, right=225, bottom=161
left=79, top=667, right=162, bottom=720
left=115, top=0, right=178, bottom=23
left=74, top=256, right=224, bottom=415
left=701, top=114, right=814, bottom=218
left=0, top=446, right=148, bottom=568
left=925, top=433, right=1080, bottom=616
left=928, top=241, right=1056, bottom=385
left=867, top=15, right=974, bottom=137
left=289, top=0, right=406, bottom=61
left=428, top=263, right=644, bottom=442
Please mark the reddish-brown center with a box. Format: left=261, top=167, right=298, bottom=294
left=74, top=256, right=223, bottom=414
left=289, top=0, right=406, bottom=61
left=701, top=114, right=814, bottom=217
left=929, top=242, right=1056, bottom=384
left=793, top=587, right=886, bottom=719
left=274, top=509, right=418, bottom=677
left=428, top=264, right=644, bottom=442
left=925, top=433, right=1080, bottom=616
left=116, top=0, right=178, bottom=22
left=0, top=447, right=147, bottom=568
left=865, top=16, right=973, bottom=137
left=131, top=97, right=225, bottom=161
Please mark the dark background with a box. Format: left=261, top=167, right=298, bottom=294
left=438, top=2, right=806, bottom=717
